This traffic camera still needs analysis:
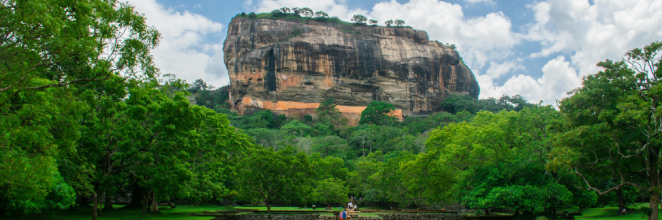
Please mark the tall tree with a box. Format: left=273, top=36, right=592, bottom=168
left=237, top=146, right=312, bottom=213
left=0, top=0, right=158, bottom=216
left=559, top=41, right=662, bottom=220
left=359, top=101, right=397, bottom=126
left=316, top=178, right=348, bottom=207
left=316, top=98, right=346, bottom=127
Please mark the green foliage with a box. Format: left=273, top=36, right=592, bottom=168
left=316, top=98, right=347, bottom=127
left=441, top=94, right=533, bottom=114
left=385, top=19, right=394, bottom=27
left=351, top=14, right=368, bottom=24
left=359, top=101, right=397, bottom=125
left=559, top=41, right=662, bottom=219
left=407, top=106, right=580, bottom=209
left=314, top=11, right=329, bottom=18
left=394, top=19, right=405, bottom=27
left=0, top=0, right=158, bottom=215
left=401, top=111, right=472, bottom=135
left=282, top=120, right=313, bottom=137
left=0, top=172, right=75, bottom=215
left=313, top=136, right=351, bottom=159
left=316, top=178, right=349, bottom=206
left=237, top=146, right=313, bottom=212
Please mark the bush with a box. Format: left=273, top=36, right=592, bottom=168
left=270, top=10, right=286, bottom=17
left=0, top=173, right=75, bottom=216
left=248, top=12, right=257, bottom=19
left=534, top=216, right=549, bottom=220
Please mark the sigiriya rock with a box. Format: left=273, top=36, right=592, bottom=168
left=224, top=16, right=480, bottom=125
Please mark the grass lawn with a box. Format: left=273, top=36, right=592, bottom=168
left=0, top=205, right=347, bottom=220
left=561, top=203, right=655, bottom=220
left=0, top=204, right=235, bottom=220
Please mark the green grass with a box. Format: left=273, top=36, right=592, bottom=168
left=566, top=203, right=654, bottom=220
left=0, top=204, right=235, bottom=220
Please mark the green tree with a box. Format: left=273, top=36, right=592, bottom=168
left=0, top=0, right=158, bottom=216
left=237, top=146, right=312, bottom=213
left=351, top=14, right=368, bottom=24
left=394, top=19, right=405, bottom=27
left=282, top=120, right=313, bottom=137
left=313, top=136, right=350, bottom=159
left=316, top=178, right=348, bottom=207
left=279, top=7, right=290, bottom=13
left=369, top=19, right=378, bottom=26
left=418, top=106, right=573, bottom=213
left=314, top=11, right=329, bottom=18
left=359, top=101, right=397, bottom=125
left=347, top=152, right=386, bottom=203
left=300, top=7, right=313, bottom=17
left=316, top=98, right=346, bottom=127
left=385, top=19, right=394, bottom=27
left=440, top=94, right=478, bottom=114
left=375, top=152, right=422, bottom=207
left=558, top=41, right=662, bottom=220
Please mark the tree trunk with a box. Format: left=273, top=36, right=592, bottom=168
left=142, top=191, right=147, bottom=215
left=649, top=146, right=660, bottom=220
left=650, top=192, right=659, bottom=220
left=151, top=198, right=159, bottom=212
left=128, top=183, right=145, bottom=209
left=150, top=191, right=159, bottom=212
left=93, top=192, right=99, bottom=220
left=104, top=191, right=113, bottom=210
left=266, top=200, right=271, bottom=214
left=616, top=187, right=625, bottom=210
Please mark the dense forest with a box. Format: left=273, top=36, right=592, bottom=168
left=2, top=0, right=662, bottom=220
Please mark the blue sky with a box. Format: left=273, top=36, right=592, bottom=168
left=124, top=0, right=662, bottom=105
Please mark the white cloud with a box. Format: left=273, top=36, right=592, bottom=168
left=369, top=0, right=519, bottom=71
left=482, top=0, right=662, bottom=105
left=125, top=0, right=229, bottom=87
left=480, top=56, right=581, bottom=105
left=526, top=0, right=662, bottom=76
left=486, top=61, right=524, bottom=79
left=465, top=0, right=495, bottom=5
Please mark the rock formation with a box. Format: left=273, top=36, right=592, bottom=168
left=224, top=16, right=479, bottom=125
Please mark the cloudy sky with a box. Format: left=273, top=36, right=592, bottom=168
left=124, top=0, right=662, bottom=105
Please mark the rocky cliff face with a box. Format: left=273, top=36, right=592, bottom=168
left=224, top=17, right=479, bottom=125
